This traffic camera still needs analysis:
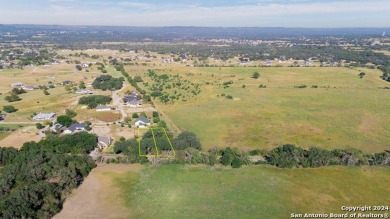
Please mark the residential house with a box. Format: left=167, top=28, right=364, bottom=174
left=62, top=80, right=73, bottom=85
left=50, top=123, right=63, bottom=133
left=97, top=136, right=112, bottom=149
left=96, top=105, right=111, bottom=112
left=33, top=113, right=56, bottom=121
left=82, top=63, right=90, bottom=68
left=64, top=123, right=86, bottom=134
left=11, top=82, right=24, bottom=88
left=22, top=85, right=37, bottom=91
left=135, top=116, right=151, bottom=128
left=124, top=94, right=142, bottom=107
left=75, top=89, right=93, bottom=94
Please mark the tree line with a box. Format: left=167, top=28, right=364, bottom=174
left=0, top=132, right=98, bottom=218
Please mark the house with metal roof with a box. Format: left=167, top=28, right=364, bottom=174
left=33, top=113, right=56, bottom=121
left=135, top=116, right=151, bottom=128
left=64, top=123, right=86, bottom=134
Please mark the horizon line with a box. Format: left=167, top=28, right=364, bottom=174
left=1, top=23, right=390, bottom=29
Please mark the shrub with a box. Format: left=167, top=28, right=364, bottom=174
left=252, top=72, right=260, bottom=78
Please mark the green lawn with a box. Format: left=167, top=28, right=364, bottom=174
left=152, top=67, right=390, bottom=153
left=115, top=165, right=390, bottom=219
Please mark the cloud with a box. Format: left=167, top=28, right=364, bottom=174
left=48, top=0, right=75, bottom=2
left=117, top=2, right=153, bottom=9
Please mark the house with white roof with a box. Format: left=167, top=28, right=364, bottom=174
left=33, top=113, right=56, bottom=121
left=135, top=116, right=151, bottom=128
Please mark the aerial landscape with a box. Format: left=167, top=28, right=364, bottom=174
left=0, top=0, right=390, bottom=219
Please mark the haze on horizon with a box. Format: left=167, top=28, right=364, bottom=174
left=0, top=0, right=389, bottom=28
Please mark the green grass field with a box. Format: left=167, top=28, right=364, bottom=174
left=115, top=165, right=390, bottom=219
left=146, top=67, right=390, bottom=153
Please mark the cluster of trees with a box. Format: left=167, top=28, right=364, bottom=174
left=78, top=95, right=112, bottom=108
left=4, top=94, right=21, bottom=102
left=266, top=144, right=390, bottom=168
left=146, top=70, right=202, bottom=104
left=0, top=132, right=97, bottom=218
left=92, top=75, right=123, bottom=91
left=113, top=130, right=202, bottom=161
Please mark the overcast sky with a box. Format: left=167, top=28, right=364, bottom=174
left=0, top=0, right=389, bottom=27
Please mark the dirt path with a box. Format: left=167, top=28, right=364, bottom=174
left=54, top=164, right=141, bottom=219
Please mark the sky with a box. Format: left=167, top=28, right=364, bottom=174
left=0, top=0, right=389, bottom=27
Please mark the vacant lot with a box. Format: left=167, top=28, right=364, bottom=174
left=145, top=67, right=390, bottom=152
left=116, top=165, right=390, bottom=219
left=54, top=164, right=141, bottom=219
left=0, top=126, right=41, bottom=148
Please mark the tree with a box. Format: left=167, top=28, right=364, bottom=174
left=132, top=113, right=139, bottom=118
left=3, top=105, right=17, bottom=113
left=152, top=111, right=159, bottom=118
left=65, top=109, right=77, bottom=118
left=252, top=72, right=260, bottom=79
left=359, top=72, right=366, bottom=78
left=173, top=131, right=202, bottom=150
left=56, top=115, right=74, bottom=127
left=35, top=123, right=44, bottom=129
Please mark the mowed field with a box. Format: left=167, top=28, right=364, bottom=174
left=145, top=66, right=390, bottom=153
left=114, top=165, right=390, bottom=219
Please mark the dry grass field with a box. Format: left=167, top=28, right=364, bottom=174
left=54, top=164, right=141, bottom=219
left=0, top=126, right=41, bottom=148
left=132, top=66, right=390, bottom=153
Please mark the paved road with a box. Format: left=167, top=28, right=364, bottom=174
left=112, top=84, right=127, bottom=122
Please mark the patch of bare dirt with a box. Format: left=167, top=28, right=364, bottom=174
left=0, top=126, right=42, bottom=149
left=54, top=164, right=141, bottom=219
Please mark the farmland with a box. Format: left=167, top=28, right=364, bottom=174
left=138, top=66, right=390, bottom=153
left=114, top=165, right=390, bottom=218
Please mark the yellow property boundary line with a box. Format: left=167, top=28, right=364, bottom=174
left=137, top=127, right=176, bottom=158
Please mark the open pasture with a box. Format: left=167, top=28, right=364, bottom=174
left=148, top=67, right=390, bottom=153
left=115, top=165, right=390, bottom=219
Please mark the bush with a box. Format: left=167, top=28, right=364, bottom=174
left=252, top=72, right=260, bottom=78
left=226, top=95, right=233, bottom=99
left=35, top=123, right=44, bottom=129
left=132, top=113, right=139, bottom=118
left=65, top=109, right=77, bottom=118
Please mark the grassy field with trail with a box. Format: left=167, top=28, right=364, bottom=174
left=140, top=66, right=390, bottom=153
left=115, top=165, right=390, bottom=219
